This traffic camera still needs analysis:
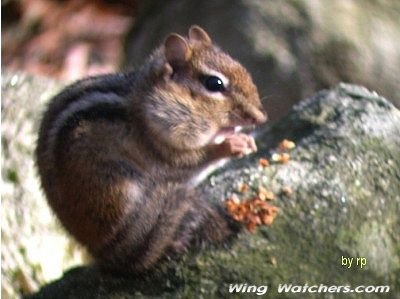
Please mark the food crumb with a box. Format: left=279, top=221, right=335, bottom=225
left=278, top=139, right=296, bottom=151
left=238, top=183, right=249, bottom=193
left=259, top=158, right=269, bottom=167
left=268, top=256, right=277, bottom=266
left=225, top=196, right=278, bottom=233
left=271, top=153, right=290, bottom=164
left=258, top=186, right=275, bottom=201
left=281, top=186, right=293, bottom=196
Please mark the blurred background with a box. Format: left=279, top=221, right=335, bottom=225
left=2, top=0, right=137, bottom=80
left=2, top=0, right=400, bottom=298
left=3, top=0, right=400, bottom=121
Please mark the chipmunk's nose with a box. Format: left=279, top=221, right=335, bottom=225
left=234, top=95, right=268, bottom=125
left=255, top=108, right=268, bottom=124
left=246, top=106, right=267, bottom=125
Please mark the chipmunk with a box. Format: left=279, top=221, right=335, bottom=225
left=36, top=25, right=267, bottom=273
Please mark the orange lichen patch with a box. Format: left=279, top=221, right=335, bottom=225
left=278, top=139, right=296, bottom=151
left=225, top=196, right=278, bottom=233
left=258, top=186, right=275, bottom=201
left=271, top=153, right=290, bottom=164
left=258, top=158, right=269, bottom=167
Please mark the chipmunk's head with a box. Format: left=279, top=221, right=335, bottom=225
left=144, top=25, right=267, bottom=151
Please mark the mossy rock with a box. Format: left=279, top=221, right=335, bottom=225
left=26, top=84, right=400, bottom=299
left=1, top=72, right=85, bottom=299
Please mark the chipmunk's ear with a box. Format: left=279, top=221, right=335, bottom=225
left=164, top=33, right=192, bottom=67
left=188, top=25, right=211, bottom=45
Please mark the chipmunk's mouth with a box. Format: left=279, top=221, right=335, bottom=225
left=212, top=125, right=255, bottom=144
left=212, top=127, right=236, bottom=144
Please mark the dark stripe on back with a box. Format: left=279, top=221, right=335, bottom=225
left=55, top=100, right=129, bottom=157
left=40, top=72, right=135, bottom=139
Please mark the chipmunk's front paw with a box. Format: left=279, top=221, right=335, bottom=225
left=218, top=134, right=257, bottom=158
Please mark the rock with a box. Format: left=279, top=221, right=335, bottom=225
left=1, top=72, right=85, bottom=299
left=123, top=1, right=400, bottom=121
left=26, top=83, right=400, bottom=298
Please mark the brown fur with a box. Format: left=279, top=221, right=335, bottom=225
left=36, top=25, right=267, bottom=273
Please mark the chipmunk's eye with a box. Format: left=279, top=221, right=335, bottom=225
left=200, top=75, right=226, bottom=92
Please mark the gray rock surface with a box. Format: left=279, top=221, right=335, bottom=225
left=124, top=0, right=400, bottom=121
left=25, top=83, right=400, bottom=299
left=1, top=72, right=85, bottom=299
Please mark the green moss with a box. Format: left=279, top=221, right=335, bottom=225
left=5, top=168, right=19, bottom=184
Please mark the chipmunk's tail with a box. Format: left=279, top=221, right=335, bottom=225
left=95, top=182, right=240, bottom=273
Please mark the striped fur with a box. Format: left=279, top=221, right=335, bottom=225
left=35, top=26, right=266, bottom=273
